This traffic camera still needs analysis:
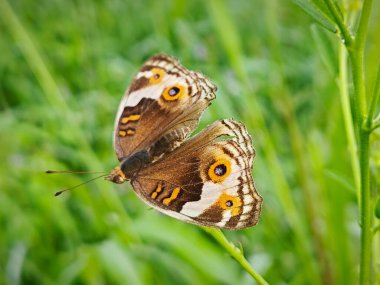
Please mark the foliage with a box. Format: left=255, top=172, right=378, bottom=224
left=0, top=0, right=379, bottom=284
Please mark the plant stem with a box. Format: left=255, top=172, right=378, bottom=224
left=349, top=50, right=368, bottom=121
left=338, top=44, right=361, bottom=204
left=359, top=130, right=372, bottom=285
left=348, top=1, right=374, bottom=284
left=303, top=0, right=376, bottom=284
left=354, top=0, right=373, bottom=53
left=322, top=0, right=353, bottom=48
left=324, top=0, right=375, bottom=283
left=371, top=120, right=380, bottom=132
left=367, top=63, right=380, bottom=125
left=202, top=228, right=269, bottom=285
left=349, top=0, right=374, bottom=120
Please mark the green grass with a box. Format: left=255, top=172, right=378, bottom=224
left=0, top=0, right=379, bottom=284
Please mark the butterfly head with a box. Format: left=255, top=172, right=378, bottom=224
left=106, top=150, right=151, bottom=184
left=105, top=167, right=128, bottom=184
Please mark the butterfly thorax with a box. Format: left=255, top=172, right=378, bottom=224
left=106, top=150, right=151, bottom=184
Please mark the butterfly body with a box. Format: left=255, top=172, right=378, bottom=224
left=107, top=54, right=262, bottom=230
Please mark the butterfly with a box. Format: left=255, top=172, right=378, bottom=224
left=105, top=54, right=262, bottom=230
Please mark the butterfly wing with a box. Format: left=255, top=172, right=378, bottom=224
left=114, top=54, right=216, bottom=161
left=131, top=119, right=262, bottom=230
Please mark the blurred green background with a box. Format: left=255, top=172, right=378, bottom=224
left=1, top=0, right=379, bottom=284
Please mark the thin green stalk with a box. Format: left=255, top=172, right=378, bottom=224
left=347, top=16, right=368, bottom=124
left=349, top=50, right=368, bottom=122
left=323, top=1, right=374, bottom=284
left=371, top=120, right=380, bottom=132
left=202, top=228, right=269, bottom=285
left=322, top=0, right=353, bottom=48
left=349, top=0, right=374, bottom=120
left=338, top=44, right=361, bottom=204
left=301, top=1, right=376, bottom=284
left=349, top=1, right=374, bottom=284
left=354, top=0, right=373, bottom=53
left=359, top=131, right=372, bottom=285
left=367, top=63, right=380, bottom=126
left=323, top=0, right=366, bottom=117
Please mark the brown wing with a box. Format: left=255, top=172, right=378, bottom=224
left=113, top=54, right=216, bottom=161
left=131, top=119, right=262, bottom=230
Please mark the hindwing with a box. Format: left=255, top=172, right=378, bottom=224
left=131, top=119, right=262, bottom=230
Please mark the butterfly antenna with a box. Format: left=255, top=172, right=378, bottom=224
left=53, top=173, right=108, bottom=197
left=46, top=170, right=108, bottom=174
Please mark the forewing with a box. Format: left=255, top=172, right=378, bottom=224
left=114, top=54, right=216, bottom=161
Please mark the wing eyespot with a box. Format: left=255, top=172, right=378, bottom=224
left=162, top=84, right=186, bottom=101
left=149, top=68, right=166, bottom=84
left=218, top=193, right=242, bottom=216
left=208, top=158, right=231, bottom=183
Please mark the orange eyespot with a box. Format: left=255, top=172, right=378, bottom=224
left=208, top=158, right=231, bottom=183
left=162, top=84, right=186, bottom=101
left=218, top=193, right=242, bottom=216
left=149, top=68, right=165, bottom=84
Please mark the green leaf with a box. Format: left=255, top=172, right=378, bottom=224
left=293, top=0, right=337, bottom=33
